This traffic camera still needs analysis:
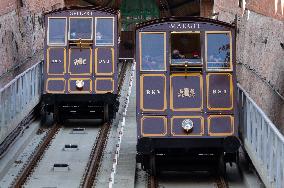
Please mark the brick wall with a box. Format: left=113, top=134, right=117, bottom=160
left=0, top=0, right=17, bottom=16
left=200, top=0, right=214, bottom=18
left=213, top=0, right=284, bottom=132
left=246, top=0, right=284, bottom=20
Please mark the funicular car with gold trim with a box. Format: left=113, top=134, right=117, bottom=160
left=43, top=7, right=120, bottom=122
left=136, top=17, right=240, bottom=174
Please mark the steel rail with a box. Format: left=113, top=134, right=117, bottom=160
left=81, top=122, right=110, bottom=188
left=215, top=174, right=229, bottom=188
left=117, top=59, right=130, bottom=95
left=12, top=124, right=60, bottom=188
left=148, top=175, right=159, bottom=188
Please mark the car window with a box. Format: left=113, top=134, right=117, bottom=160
left=207, top=33, right=231, bottom=70
left=48, top=18, right=66, bottom=45
left=141, top=33, right=165, bottom=71
left=96, top=18, right=114, bottom=46
left=69, top=18, right=93, bottom=40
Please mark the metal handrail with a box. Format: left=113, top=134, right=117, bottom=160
left=0, top=61, right=43, bottom=144
left=238, top=83, right=284, bottom=188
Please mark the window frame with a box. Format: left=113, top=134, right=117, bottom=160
left=95, top=17, right=115, bottom=46
left=205, top=31, right=233, bottom=72
left=47, top=17, right=67, bottom=46
left=139, top=32, right=167, bottom=71
left=68, top=17, right=94, bottom=41
left=170, top=31, right=202, bottom=65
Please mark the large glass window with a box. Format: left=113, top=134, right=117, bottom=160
left=171, top=32, right=201, bottom=65
left=48, top=18, right=66, bottom=45
left=141, top=33, right=165, bottom=71
left=206, top=32, right=231, bottom=70
left=96, top=18, right=114, bottom=46
left=69, top=18, right=93, bottom=40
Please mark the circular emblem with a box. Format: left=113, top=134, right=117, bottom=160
left=76, top=80, right=84, bottom=90
left=182, top=119, right=194, bottom=132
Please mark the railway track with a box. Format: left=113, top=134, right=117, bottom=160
left=148, top=174, right=159, bottom=188
left=81, top=122, right=110, bottom=188
left=3, top=60, right=131, bottom=187
left=13, top=124, right=60, bottom=188
left=11, top=122, right=110, bottom=188
left=10, top=60, right=131, bottom=187
left=147, top=172, right=229, bottom=188
left=118, top=59, right=130, bottom=95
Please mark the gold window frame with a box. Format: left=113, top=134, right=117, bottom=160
left=46, top=47, right=66, bottom=75
left=68, top=47, right=92, bottom=76
left=140, top=74, right=167, bottom=112
left=205, top=31, right=233, bottom=72
left=95, top=17, right=115, bottom=46
left=206, top=73, right=234, bottom=111
left=46, top=78, right=66, bottom=94
left=170, top=31, right=202, bottom=65
left=208, top=115, right=234, bottom=136
left=68, top=17, right=94, bottom=41
left=95, top=78, right=114, bottom=94
left=47, top=17, right=67, bottom=46
left=170, top=116, right=204, bottom=136
left=139, top=32, right=167, bottom=71
left=68, top=78, right=92, bottom=94
left=94, top=47, right=114, bottom=76
left=170, top=73, right=203, bottom=111
left=141, top=116, right=167, bottom=137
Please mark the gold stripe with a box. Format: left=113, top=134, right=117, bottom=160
left=206, top=73, right=233, bottom=111
left=94, top=47, right=114, bottom=76
left=46, top=47, right=66, bottom=75
left=170, top=116, right=204, bottom=136
left=95, top=78, right=114, bottom=93
left=141, top=116, right=167, bottom=137
left=140, top=74, right=167, bottom=112
left=170, top=73, right=203, bottom=111
left=68, top=78, right=92, bottom=94
left=208, top=115, right=234, bottom=136
left=46, top=78, right=66, bottom=93
left=68, top=48, right=92, bottom=75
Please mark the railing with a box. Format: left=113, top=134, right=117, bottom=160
left=0, top=61, right=43, bottom=144
left=238, top=84, right=284, bottom=188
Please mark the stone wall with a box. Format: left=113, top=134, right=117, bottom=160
left=214, top=0, right=284, bottom=132
left=0, top=0, right=64, bottom=86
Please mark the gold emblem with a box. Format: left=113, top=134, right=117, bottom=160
left=178, top=88, right=195, bottom=98
left=74, top=58, right=87, bottom=66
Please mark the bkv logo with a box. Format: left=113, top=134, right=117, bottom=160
left=74, top=58, right=87, bottom=66
left=145, top=89, right=161, bottom=95
left=99, top=59, right=110, bottom=64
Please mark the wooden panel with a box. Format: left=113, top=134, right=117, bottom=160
left=141, top=116, right=167, bottom=137
left=140, top=74, right=166, bottom=112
